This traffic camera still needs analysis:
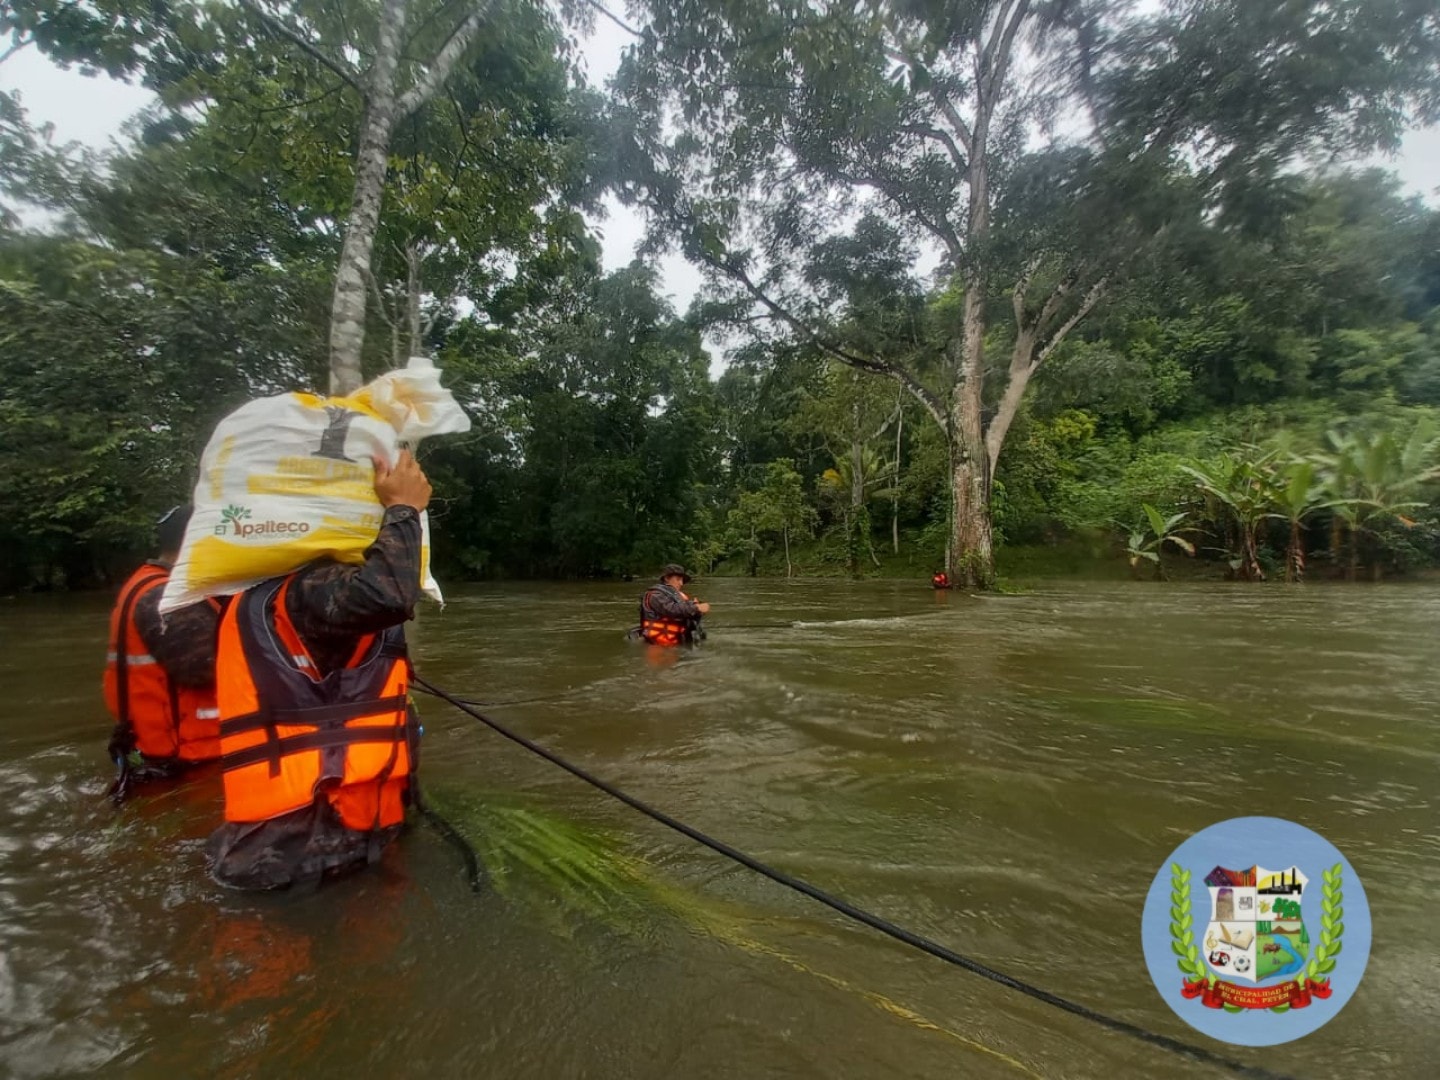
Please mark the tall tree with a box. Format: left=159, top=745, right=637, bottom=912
left=230, top=0, right=495, bottom=392
left=7, top=0, right=570, bottom=393
left=613, top=0, right=1440, bottom=586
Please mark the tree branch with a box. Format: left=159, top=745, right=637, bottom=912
left=238, top=0, right=363, bottom=96
left=703, top=250, right=947, bottom=429
left=868, top=403, right=903, bottom=443
left=897, top=122, right=967, bottom=173
left=829, top=161, right=963, bottom=262
left=255, top=80, right=348, bottom=115
left=1031, top=272, right=1075, bottom=339
left=0, top=36, right=33, bottom=67
left=981, top=0, right=1032, bottom=104
left=1011, top=254, right=1043, bottom=328
left=397, top=4, right=490, bottom=119
left=934, top=95, right=975, bottom=158
left=580, top=0, right=642, bottom=39
left=1037, top=274, right=1109, bottom=366
left=365, top=267, right=397, bottom=329
left=879, top=35, right=975, bottom=158
left=987, top=269, right=1107, bottom=474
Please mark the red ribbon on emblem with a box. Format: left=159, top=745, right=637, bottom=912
left=1182, top=978, right=1332, bottom=1010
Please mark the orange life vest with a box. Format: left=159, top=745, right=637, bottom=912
left=103, top=564, right=221, bottom=762
left=216, top=575, right=414, bottom=830
left=640, top=587, right=696, bottom=647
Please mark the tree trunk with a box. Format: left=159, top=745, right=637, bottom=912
left=1241, top=523, right=1264, bottom=582
left=849, top=396, right=863, bottom=578
left=783, top=524, right=792, bottom=578
left=749, top=524, right=758, bottom=577
left=1287, top=520, right=1305, bottom=584
left=948, top=324, right=994, bottom=589
left=950, top=453, right=994, bottom=589
left=327, top=0, right=408, bottom=394
left=892, top=399, right=902, bottom=555
left=406, top=241, right=424, bottom=357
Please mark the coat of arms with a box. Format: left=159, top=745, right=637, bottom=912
left=1169, top=861, right=1344, bottom=1012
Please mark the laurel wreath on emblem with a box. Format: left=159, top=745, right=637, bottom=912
left=1169, top=862, right=1345, bottom=1014
left=1168, top=864, right=1212, bottom=987
left=1306, top=864, right=1345, bottom=983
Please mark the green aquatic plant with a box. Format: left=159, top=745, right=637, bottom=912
left=425, top=790, right=654, bottom=928
left=423, top=786, right=1042, bottom=1076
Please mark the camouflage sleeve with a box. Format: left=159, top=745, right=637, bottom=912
left=644, top=587, right=701, bottom=620
left=287, top=505, right=424, bottom=643
left=133, top=590, right=219, bottom=690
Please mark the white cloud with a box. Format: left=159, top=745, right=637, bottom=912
left=0, top=47, right=154, bottom=148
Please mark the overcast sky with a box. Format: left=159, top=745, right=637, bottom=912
left=2, top=16, right=1437, bottom=320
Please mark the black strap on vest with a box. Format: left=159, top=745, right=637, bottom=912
left=227, top=575, right=412, bottom=783
left=220, top=723, right=411, bottom=774
left=220, top=693, right=410, bottom=778
left=219, top=694, right=410, bottom=737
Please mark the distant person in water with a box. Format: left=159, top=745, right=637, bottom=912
left=103, top=504, right=222, bottom=803
left=637, top=564, right=710, bottom=646
left=931, top=570, right=952, bottom=590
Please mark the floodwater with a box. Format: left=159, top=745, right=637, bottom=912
left=1, top=579, right=1436, bottom=1079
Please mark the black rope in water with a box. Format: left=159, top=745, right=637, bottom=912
left=410, top=675, right=1296, bottom=1080
left=413, top=783, right=486, bottom=894
left=447, top=688, right=589, bottom=709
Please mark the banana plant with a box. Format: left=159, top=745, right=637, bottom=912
left=1180, top=449, right=1279, bottom=581
left=1314, top=422, right=1438, bottom=579
left=1266, top=458, right=1326, bottom=583
left=1125, top=504, right=1195, bottom=580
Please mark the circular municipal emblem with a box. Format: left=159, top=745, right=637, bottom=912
left=1140, top=816, right=1371, bottom=1047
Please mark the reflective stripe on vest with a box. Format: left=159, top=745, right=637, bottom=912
left=216, top=575, right=413, bottom=830
left=639, top=587, right=695, bottom=647
left=103, top=565, right=221, bottom=762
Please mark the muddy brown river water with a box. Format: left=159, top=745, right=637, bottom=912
left=1, top=579, right=1435, bottom=1078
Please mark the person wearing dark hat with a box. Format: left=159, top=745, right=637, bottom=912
left=637, top=564, right=710, bottom=646
left=102, top=504, right=223, bottom=802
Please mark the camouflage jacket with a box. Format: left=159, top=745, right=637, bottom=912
left=284, top=504, right=423, bottom=672
left=640, top=583, right=702, bottom=623
left=131, top=561, right=220, bottom=690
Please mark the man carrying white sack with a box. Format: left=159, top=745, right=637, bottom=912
left=206, top=450, right=434, bottom=890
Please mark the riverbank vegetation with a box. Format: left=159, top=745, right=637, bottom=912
left=2, top=1, right=1438, bottom=591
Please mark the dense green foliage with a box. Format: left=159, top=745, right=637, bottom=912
left=2, top=1, right=1438, bottom=591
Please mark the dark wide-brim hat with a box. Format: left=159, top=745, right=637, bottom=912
left=659, top=563, right=692, bottom=583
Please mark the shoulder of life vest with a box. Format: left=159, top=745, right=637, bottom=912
left=104, top=565, right=220, bottom=762
left=216, top=575, right=413, bottom=829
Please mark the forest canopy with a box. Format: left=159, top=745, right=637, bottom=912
left=2, top=0, right=1438, bottom=591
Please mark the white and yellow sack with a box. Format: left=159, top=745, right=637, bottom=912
left=158, top=356, right=470, bottom=615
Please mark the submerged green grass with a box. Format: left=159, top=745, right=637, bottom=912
left=422, top=785, right=1043, bottom=1077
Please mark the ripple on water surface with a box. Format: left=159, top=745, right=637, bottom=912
left=1, top=580, right=1436, bottom=1078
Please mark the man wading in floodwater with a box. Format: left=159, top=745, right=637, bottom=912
left=103, top=504, right=223, bottom=802
left=636, top=564, right=710, bottom=646
left=206, top=451, right=433, bottom=890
